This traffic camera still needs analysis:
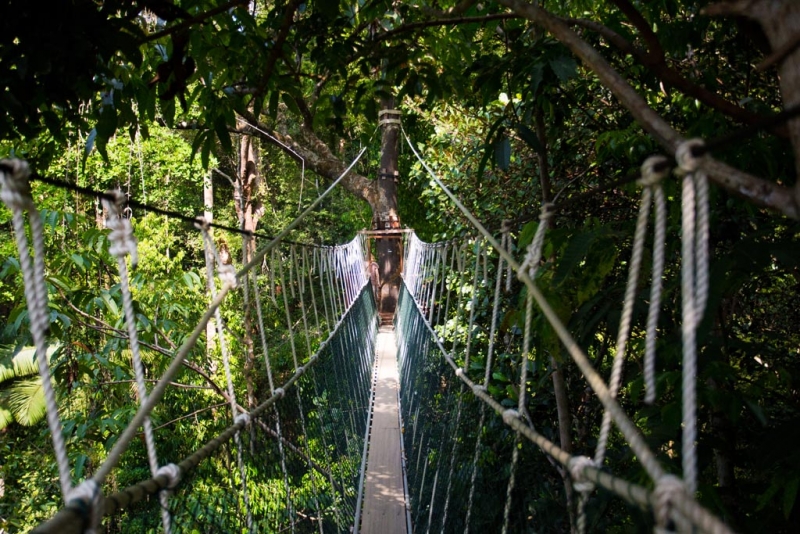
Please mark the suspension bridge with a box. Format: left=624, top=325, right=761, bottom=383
left=1, top=126, right=738, bottom=533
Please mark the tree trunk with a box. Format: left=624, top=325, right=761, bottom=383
left=375, top=98, right=402, bottom=324
left=536, top=103, right=577, bottom=532
left=237, top=130, right=262, bottom=410
left=204, top=171, right=215, bottom=358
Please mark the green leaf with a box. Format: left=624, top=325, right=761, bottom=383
left=494, top=135, right=511, bottom=172
left=95, top=106, right=118, bottom=140
left=100, top=291, right=120, bottom=317
left=7, top=377, right=45, bottom=426
left=0, top=403, right=13, bottom=430
left=213, top=115, right=232, bottom=153
left=549, top=56, right=577, bottom=82
left=514, top=123, right=543, bottom=153
left=0, top=345, right=59, bottom=384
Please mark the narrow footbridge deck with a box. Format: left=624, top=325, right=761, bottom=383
left=359, top=326, right=408, bottom=534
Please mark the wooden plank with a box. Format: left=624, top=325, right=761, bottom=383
left=361, top=328, right=407, bottom=534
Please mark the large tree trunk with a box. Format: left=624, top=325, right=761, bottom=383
left=204, top=171, right=215, bottom=358
left=236, top=130, right=262, bottom=410
left=705, top=0, right=800, bottom=199
left=374, top=99, right=402, bottom=324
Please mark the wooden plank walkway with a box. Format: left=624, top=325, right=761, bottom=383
left=360, top=326, right=408, bottom=534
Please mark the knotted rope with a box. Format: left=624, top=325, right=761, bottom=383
left=104, top=190, right=173, bottom=533
left=676, top=139, right=710, bottom=496
left=0, top=159, right=72, bottom=501
left=197, top=216, right=254, bottom=532
left=595, top=156, right=669, bottom=465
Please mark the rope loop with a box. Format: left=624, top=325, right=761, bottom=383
left=675, top=139, right=706, bottom=174
left=519, top=202, right=553, bottom=280
left=638, top=155, right=671, bottom=187
left=568, top=456, right=596, bottom=493
left=156, top=463, right=182, bottom=489
left=66, top=480, right=103, bottom=534
left=234, top=412, right=251, bottom=427
left=193, top=214, right=211, bottom=231
left=539, top=202, right=555, bottom=221
left=103, top=190, right=138, bottom=265
left=653, top=474, right=685, bottom=530
left=0, top=159, right=34, bottom=211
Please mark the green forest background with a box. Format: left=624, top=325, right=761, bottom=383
left=1, top=1, right=800, bottom=532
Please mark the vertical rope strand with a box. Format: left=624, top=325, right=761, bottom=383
left=0, top=160, right=72, bottom=501
left=105, top=191, right=172, bottom=533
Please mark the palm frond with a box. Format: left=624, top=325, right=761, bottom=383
left=0, top=403, right=14, bottom=430
left=0, top=344, right=61, bottom=384
left=7, top=378, right=46, bottom=427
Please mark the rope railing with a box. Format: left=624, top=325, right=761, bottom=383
left=400, top=123, right=734, bottom=533
left=1, top=151, right=378, bottom=533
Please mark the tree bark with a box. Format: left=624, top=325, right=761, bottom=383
left=705, top=0, right=800, bottom=197
left=204, top=171, right=215, bottom=358
left=375, top=98, right=402, bottom=323
left=496, top=0, right=800, bottom=219
left=236, top=129, right=261, bottom=410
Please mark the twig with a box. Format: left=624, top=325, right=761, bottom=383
left=143, top=0, right=249, bottom=43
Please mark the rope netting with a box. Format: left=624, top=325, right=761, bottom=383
left=0, top=157, right=378, bottom=533
left=398, top=127, right=733, bottom=533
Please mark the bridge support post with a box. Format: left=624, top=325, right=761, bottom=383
left=375, top=99, right=402, bottom=325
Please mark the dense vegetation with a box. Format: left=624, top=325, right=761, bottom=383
left=1, top=0, right=799, bottom=532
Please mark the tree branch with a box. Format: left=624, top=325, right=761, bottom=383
left=609, top=0, right=664, bottom=60
left=143, top=0, right=249, bottom=43
left=374, top=13, right=519, bottom=43
left=236, top=111, right=378, bottom=207
left=61, top=295, right=244, bottom=411
left=253, top=0, right=304, bottom=101
left=566, top=17, right=780, bottom=133
left=497, top=0, right=800, bottom=218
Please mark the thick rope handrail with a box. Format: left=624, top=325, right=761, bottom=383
left=398, top=280, right=733, bottom=534
left=0, top=160, right=73, bottom=501
left=34, top=280, right=372, bottom=534
left=401, top=126, right=667, bottom=482
left=676, top=139, right=711, bottom=496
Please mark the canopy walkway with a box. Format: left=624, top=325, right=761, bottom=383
left=1, top=128, right=740, bottom=533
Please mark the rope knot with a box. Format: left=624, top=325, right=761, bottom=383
left=66, top=480, right=103, bottom=534
left=155, top=463, right=182, bottom=489
left=502, top=409, right=520, bottom=425
left=274, top=387, right=285, bottom=399
left=472, top=384, right=486, bottom=394
left=654, top=474, right=685, bottom=529
left=0, top=159, right=34, bottom=211
left=193, top=215, right=211, bottom=231
left=455, top=368, right=464, bottom=377
left=234, top=412, right=251, bottom=427
left=219, top=264, right=238, bottom=288
left=539, top=202, right=555, bottom=221
left=103, top=190, right=138, bottom=265
left=675, top=139, right=706, bottom=174
left=638, top=155, right=671, bottom=187
left=295, top=366, right=306, bottom=376
left=568, top=456, right=596, bottom=493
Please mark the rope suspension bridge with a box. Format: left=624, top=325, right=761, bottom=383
left=0, top=121, right=761, bottom=533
